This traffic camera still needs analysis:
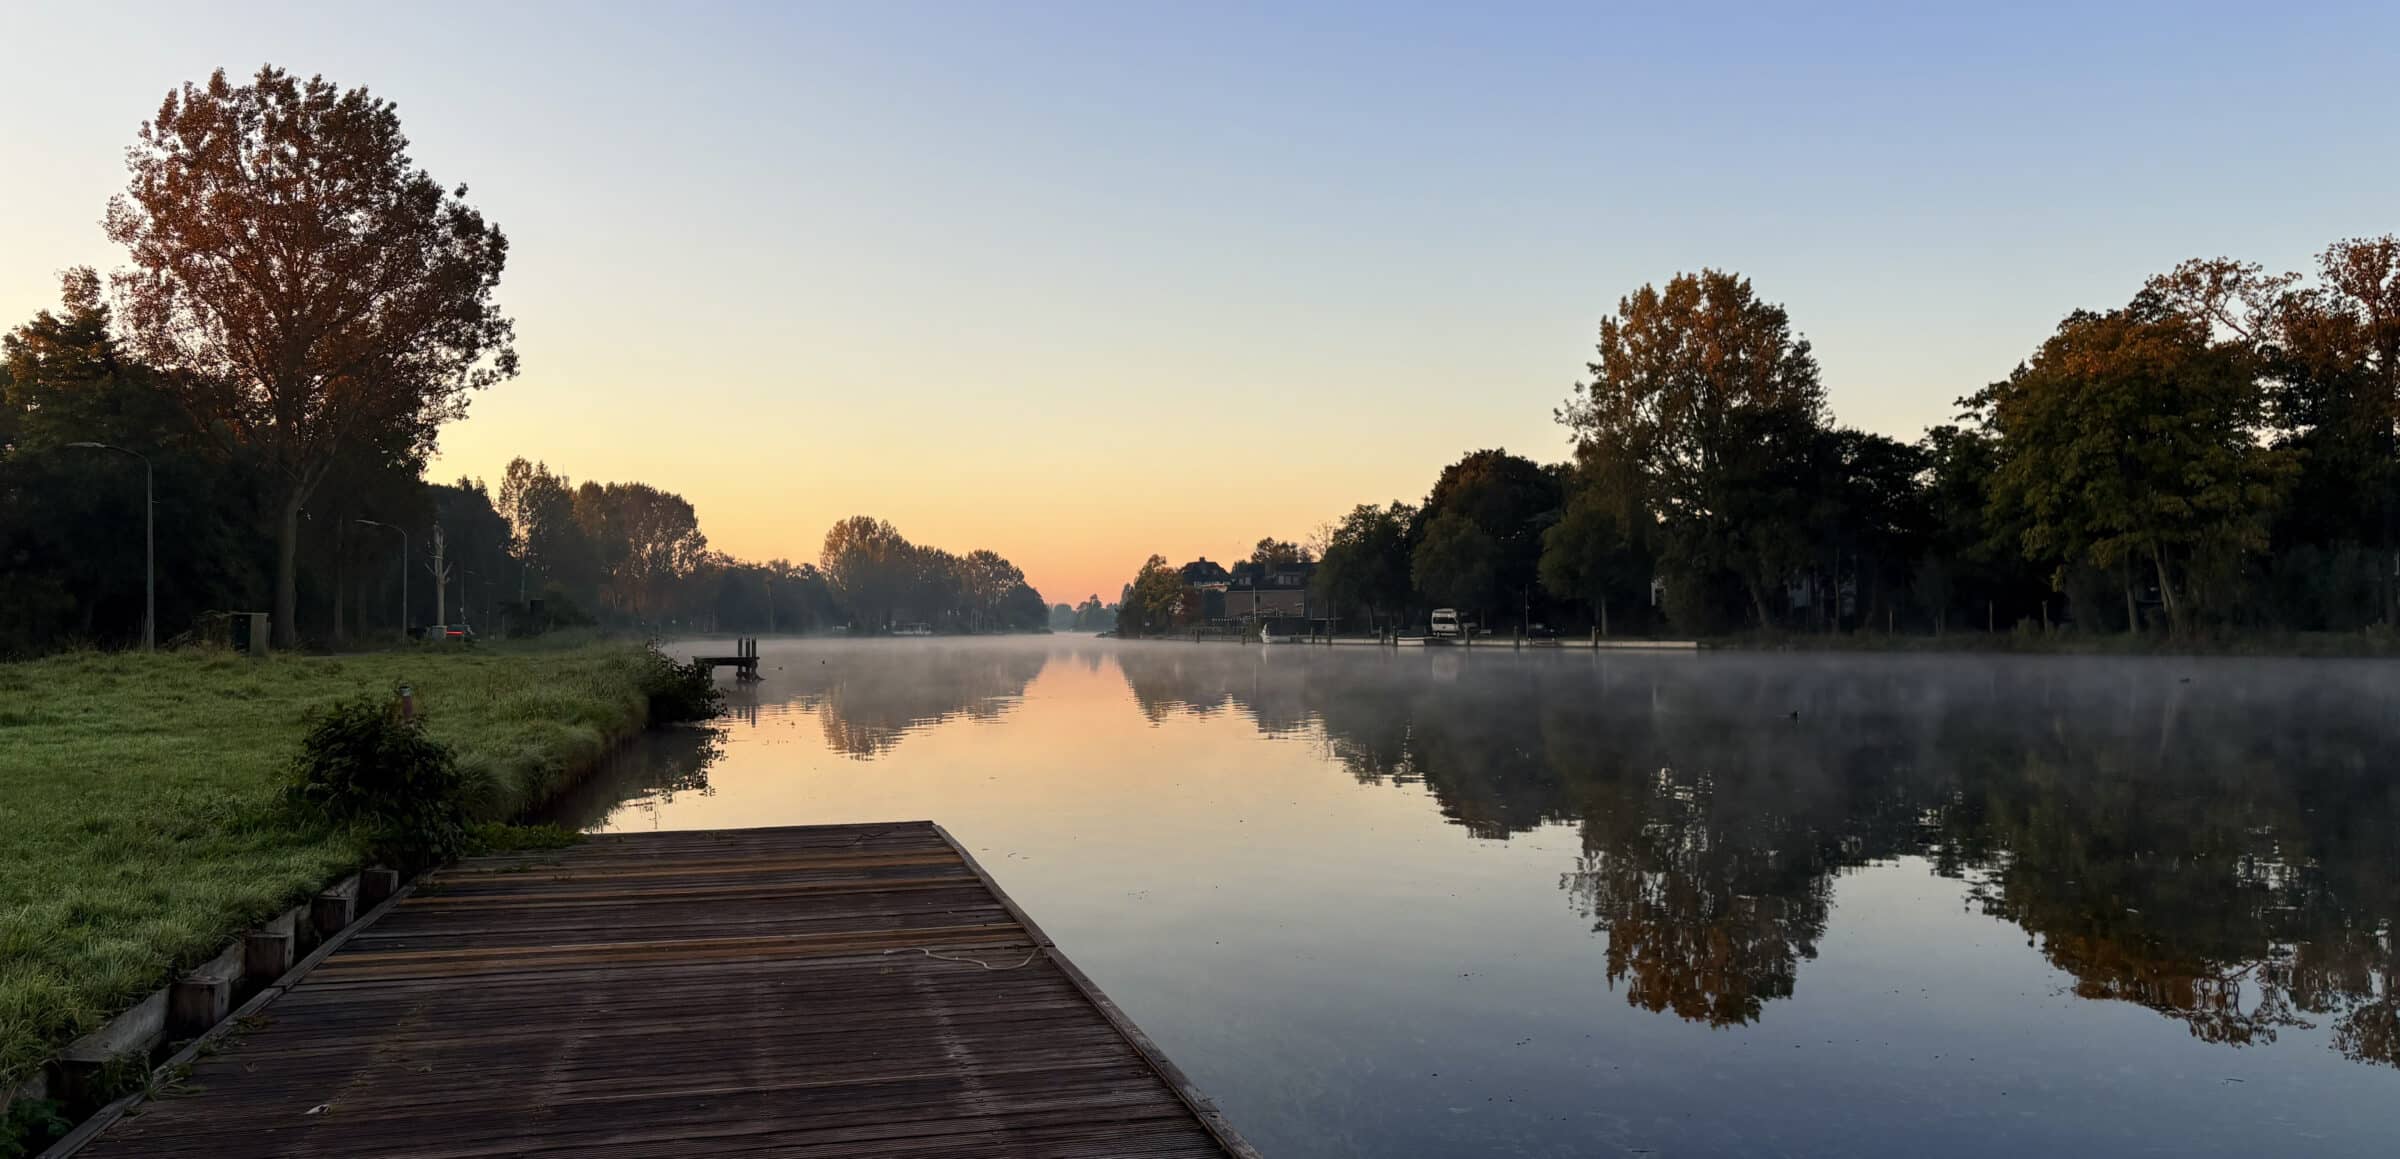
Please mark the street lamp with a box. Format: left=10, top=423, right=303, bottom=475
left=66, top=442, right=153, bottom=651
left=356, top=519, right=408, bottom=641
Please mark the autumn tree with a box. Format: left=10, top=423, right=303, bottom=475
left=1976, top=303, right=2297, bottom=632
left=1116, top=555, right=1186, bottom=638
left=106, top=66, right=515, bottom=644
left=1560, top=271, right=1826, bottom=628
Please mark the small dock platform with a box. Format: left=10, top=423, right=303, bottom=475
left=69, top=823, right=1254, bottom=1158
left=692, top=636, right=763, bottom=680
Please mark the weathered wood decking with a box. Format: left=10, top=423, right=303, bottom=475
left=73, top=823, right=1253, bottom=1158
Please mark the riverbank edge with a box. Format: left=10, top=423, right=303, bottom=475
left=1694, top=628, right=2400, bottom=658
left=1117, top=627, right=2400, bottom=658
left=0, top=643, right=668, bottom=1155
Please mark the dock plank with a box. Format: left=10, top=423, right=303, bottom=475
left=72, top=822, right=1253, bottom=1158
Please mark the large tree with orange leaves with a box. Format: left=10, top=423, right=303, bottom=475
left=106, top=65, right=516, bottom=645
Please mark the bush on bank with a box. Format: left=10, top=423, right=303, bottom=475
left=0, top=638, right=678, bottom=1101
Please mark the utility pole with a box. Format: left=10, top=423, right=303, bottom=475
left=357, top=519, right=408, bottom=640
left=67, top=442, right=154, bottom=651
left=426, top=525, right=452, bottom=627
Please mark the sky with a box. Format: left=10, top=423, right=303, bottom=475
left=5, top=1, right=2397, bottom=607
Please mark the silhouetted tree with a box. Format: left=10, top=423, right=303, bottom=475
left=106, top=65, right=515, bottom=645
left=1315, top=502, right=1417, bottom=629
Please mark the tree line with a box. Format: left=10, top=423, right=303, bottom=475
left=1121, top=242, right=2400, bottom=639
left=0, top=269, right=1052, bottom=652
left=0, top=65, right=1048, bottom=656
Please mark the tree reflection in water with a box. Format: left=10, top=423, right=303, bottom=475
left=1111, top=648, right=2399, bottom=1065
left=541, top=725, right=723, bottom=830
left=748, top=642, right=1050, bottom=757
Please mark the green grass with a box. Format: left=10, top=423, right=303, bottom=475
left=0, top=638, right=654, bottom=1093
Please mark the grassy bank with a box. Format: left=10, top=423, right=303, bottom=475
left=0, top=637, right=655, bottom=1094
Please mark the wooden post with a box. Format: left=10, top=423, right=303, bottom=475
left=1987, top=600, right=1995, bottom=633
left=168, top=975, right=229, bottom=1038
left=244, top=930, right=294, bottom=987
left=313, top=891, right=355, bottom=939
left=360, top=867, right=400, bottom=905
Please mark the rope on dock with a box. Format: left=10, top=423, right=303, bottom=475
left=883, top=946, right=1042, bottom=971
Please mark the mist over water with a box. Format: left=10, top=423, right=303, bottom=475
left=557, top=638, right=2400, bottom=1157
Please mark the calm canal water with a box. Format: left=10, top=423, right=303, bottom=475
left=549, top=638, right=2400, bottom=1157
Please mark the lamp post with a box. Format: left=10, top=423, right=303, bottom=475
left=66, top=442, right=153, bottom=651
left=356, top=519, right=408, bottom=640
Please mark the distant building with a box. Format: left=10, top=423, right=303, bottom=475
left=1179, top=558, right=1233, bottom=590
left=1223, top=559, right=1316, bottom=621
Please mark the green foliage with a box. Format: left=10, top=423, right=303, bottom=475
left=1, top=1098, right=72, bottom=1159
left=1411, top=512, right=1499, bottom=613
left=636, top=644, right=725, bottom=724
left=465, top=821, right=585, bottom=854
left=1316, top=502, right=1418, bottom=628
left=0, top=642, right=651, bottom=1092
left=1539, top=480, right=1648, bottom=632
left=288, top=687, right=477, bottom=868
left=0, top=271, right=268, bottom=657
left=811, top=515, right=1049, bottom=634
left=1114, top=555, right=1188, bottom=638
left=1070, top=594, right=1115, bottom=632
left=1419, top=450, right=1561, bottom=615
left=1977, top=305, right=2298, bottom=631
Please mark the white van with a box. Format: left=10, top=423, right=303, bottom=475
left=1429, top=608, right=1463, bottom=639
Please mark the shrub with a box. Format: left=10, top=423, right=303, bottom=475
left=288, top=686, right=474, bottom=869
left=465, top=821, right=584, bottom=854
left=1, top=1098, right=71, bottom=1159
left=636, top=644, right=724, bottom=725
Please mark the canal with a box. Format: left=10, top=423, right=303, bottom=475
left=546, top=637, right=2400, bottom=1157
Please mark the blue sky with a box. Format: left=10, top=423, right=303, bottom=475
left=5, top=1, right=2394, bottom=602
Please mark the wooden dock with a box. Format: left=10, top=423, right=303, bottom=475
left=691, top=635, right=763, bottom=680
left=67, top=823, right=1254, bottom=1158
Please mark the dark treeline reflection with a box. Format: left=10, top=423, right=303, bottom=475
left=1110, top=648, right=2400, bottom=1064
left=543, top=726, right=722, bottom=830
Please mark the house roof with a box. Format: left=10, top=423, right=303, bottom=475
left=1178, top=558, right=1233, bottom=586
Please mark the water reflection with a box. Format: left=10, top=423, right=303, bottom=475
left=723, top=640, right=1047, bottom=757
left=547, top=724, right=722, bottom=830
left=594, top=640, right=2399, bottom=1155
left=1115, top=648, right=2400, bottom=1062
